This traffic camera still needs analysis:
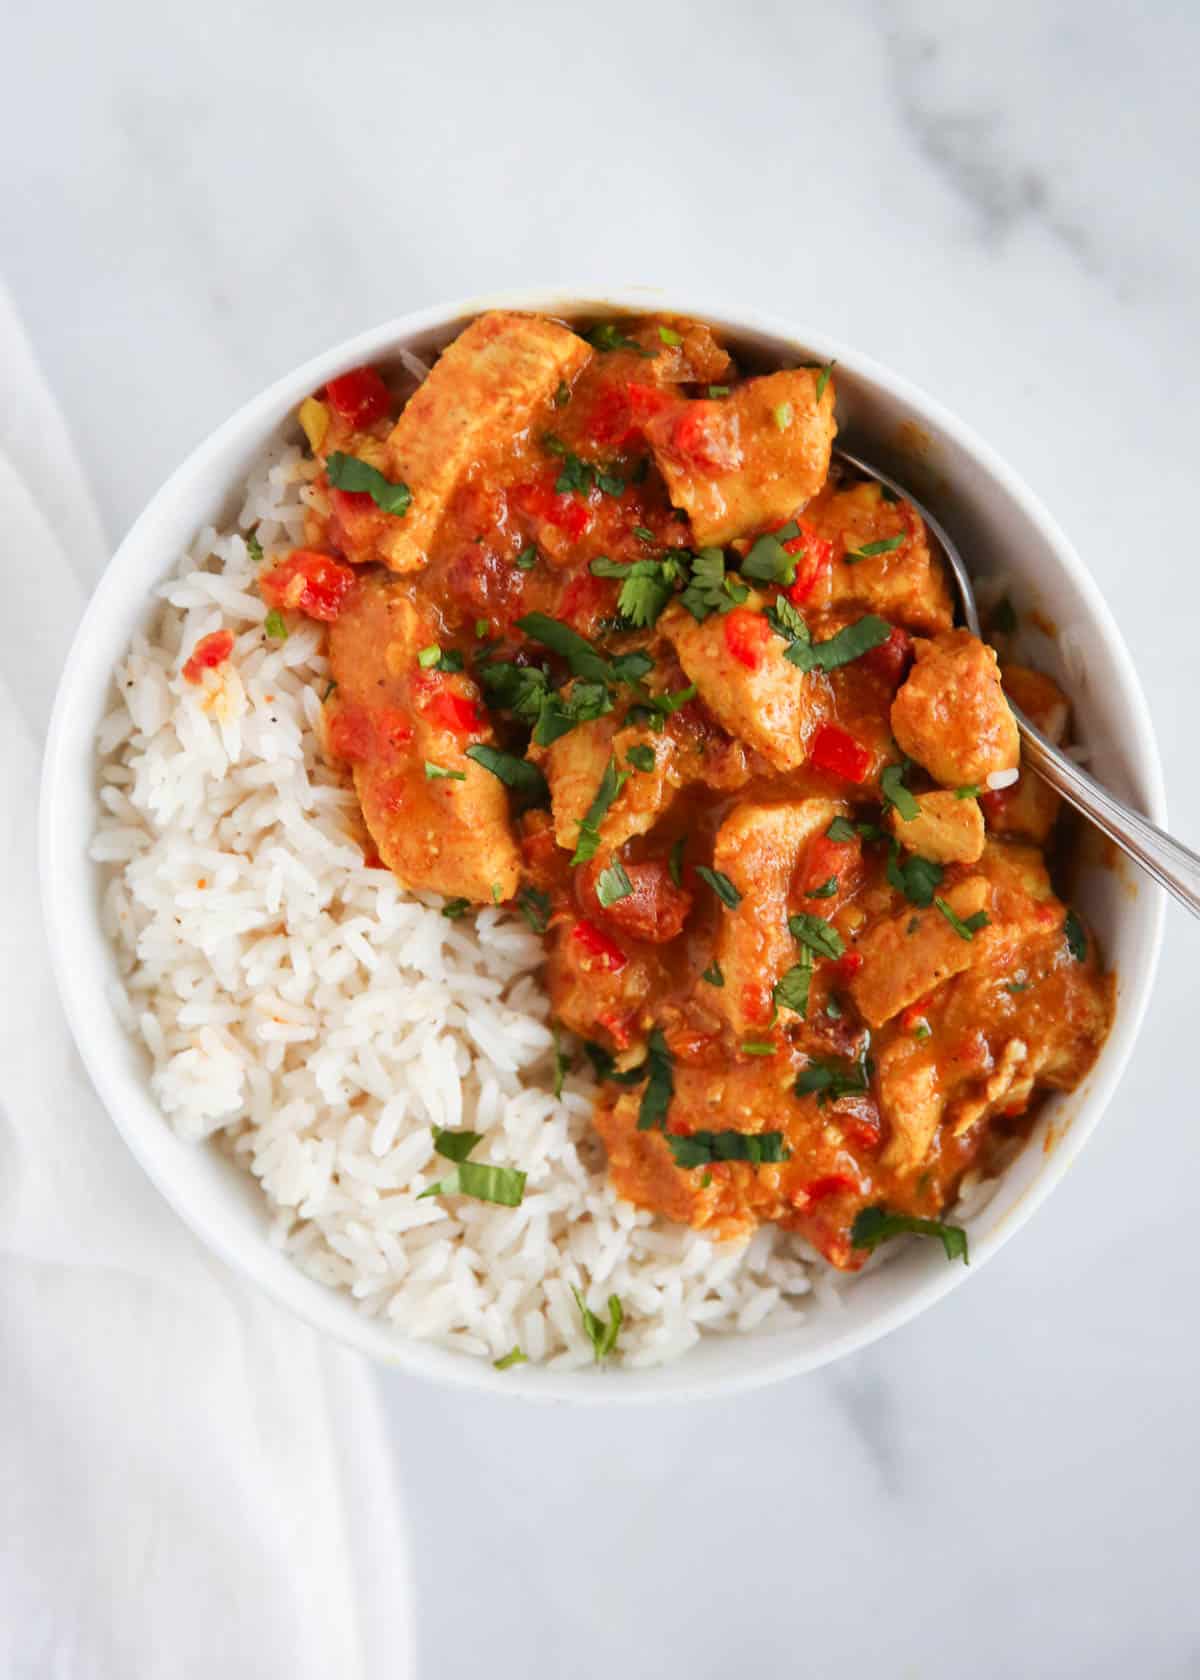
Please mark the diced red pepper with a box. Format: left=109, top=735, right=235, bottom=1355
left=324, top=366, right=391, bottom=429
left=260, top=550, right=358, bottom=622
left=722, top=607, right=772, bottom=670
left=558, top=568, right=617, bottom=635
left=576, top=859, right=692, bottom=943
left=739, top=980, right=774, bottom=1028
left=800, top=832, right=861, bottom=899
left=810, top=724, right=872, bottom=784
left=595, top=1007, right=636, bottom=1049
left=584, top=379, right=674, bottom=449
left=804, top=1173, right=859, bottom=1205
left=830, top=949, right=864, bottom=984
left=862, top=625, right=913, bottom=686
left=570, top=918, right=628, bottom=973
left=511, top=474, right=595, bottom=540
left=783, top=524, right=835, bottom=605
left=669, top=403, right=740, bottom=474
left=182, top=629, right=234, bottom=685
left=899, top=993, right=936, bottom=1033
left=413, top=674, right=484, bottom=737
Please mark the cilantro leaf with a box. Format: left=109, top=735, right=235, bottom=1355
left=493, top=1346, right=528, bottom=1370
left=596, top=859, right=633, bottom=907
left=572, top=758, right=628, bottom=865
left=774, top=953, right=813, bottom=1018
left=657, top=324, right=683, bottom=346
left=805, top=876, right=838, bottom=899
left=679, top=547, right=744, bottom=621
left=325, top=452, right=412, bottom=516
left=814, top=362, right=835, bottom=402
left=787, top=614, right=892, bottom=673
left=826, top=816, right=858, bottom=843
left=886, top=844, right=944, bottom=907
left=787, top=913, right=845, bottom=960
left=626, top=744, right=656, bottom=772
left=1064, top=909, right=1087, bottom=962
left=696, top=867, right=741, bottom=909
left=431, top=1126, right=484, bottom=1163
left=572, top=1287, right=624, bottom=1361
left=263, top=608, right=288, bottom=641
left=845, top=534, right=904, bottom=563
left=701, top=961, right=724, bottom=987
left=850, top=1204, right=969, bottom=1265
left=742, top=530, right=797, bottom=586
left=583, top=1043, right=649, bottom=1086
left=668, top=1130, right=790, bottom=1168
left=637, top=1029, right=674, bottom=1131
left=880, top=762, right=920, bottom=820
left=418, top=1161, right=527, bottom=1207
left=246, top=529, right=264, bottom=564
left=585, top=322, right=652, bottom=356
left=669, top=837, right=685, bottom=887
left=934, top=896, right=991, bottom=940
left=465, top=745, right=549, bottom=805
left=515, top=885, right=551, bottom=933
left=441, top=898, right=471, bottom=920
left=794, top=1052, right=871, bottom=1107
left=515, top=613, right=613, bottom=685
left=424, top=760, right=466, bottom=781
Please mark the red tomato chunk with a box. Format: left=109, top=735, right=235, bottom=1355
left=261, top=551, right=358, bottom=622
left=324, top=366, right=391, bottom=429
left=182, top=629, right=234, bottom=684
left=810, top=724, right=872, bottom=783
left=723, top=607, right=772, bottom=669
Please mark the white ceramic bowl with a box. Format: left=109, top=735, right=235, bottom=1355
left=40, top=287, right=1166, bottom=1402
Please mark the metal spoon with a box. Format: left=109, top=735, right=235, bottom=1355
left=834, top=447, right=1200, bottom=917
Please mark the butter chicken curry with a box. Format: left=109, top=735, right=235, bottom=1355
left=258, top=310, right=1112, bottom=1272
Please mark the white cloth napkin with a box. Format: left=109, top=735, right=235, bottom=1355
left=0, top=285, right=415, bottom=1680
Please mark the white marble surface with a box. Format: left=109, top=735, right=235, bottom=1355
left=6, top=1, right=1200, bottom=1673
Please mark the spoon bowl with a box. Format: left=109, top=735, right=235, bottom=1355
left=836, top=446, right=1200, bottom=918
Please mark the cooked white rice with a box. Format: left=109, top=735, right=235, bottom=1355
left=92, top=439, right=853, bottom=1369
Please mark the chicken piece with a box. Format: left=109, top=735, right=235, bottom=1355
left=887, top=789, right=986, bottom=864
left=660, top=602, right=829, bottom=772
left=544, top=916, right=657, bottom=1053
left=644, top=368, right=836, bottom=546
left=848, top=876, right=994, bottom=1028
left=982, top=664, right=1070, bottom=844
left=948, top=1039, right=1030, bottom=1138
left=877, top=1036, right=944, bottom=1174
left=891, top=629, right=1019, bottom=788
left=639, top=317, right=734, bottom=385
left=327, top=572, right=520, bottom=902
left=537, top=710, right=678, bottom=854
left=374, top=311, right=591, bottom=573
left=575, top=857, right=693, bottom=944
left=804, top=482, right=954, bottom=633
left=711, top=798, right=844, bottom=1034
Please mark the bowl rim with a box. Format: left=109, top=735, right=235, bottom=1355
left=39, top=284, right=1167, bottom=1403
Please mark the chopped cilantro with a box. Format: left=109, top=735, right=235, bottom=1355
left=585, top=322, right=652, bottom=356
left=773, top=401, right=794, bottom=431
left=826, top=816, right=858, bottom=843
left=515, top=885, right=551, bottom=933
left=418, top=1160, right=526, bottom=1207
left=740, top=1041, right=777, bottom=1056
left=880, top=762, right=920, bottom=820
left=465, top=745, right=549, bottom=805
left=701, top=960, right=724, bottom=988
left=794, top=1052, right=871, bottom=1107
left=553, top=380, right=571, bottom=407
left=886, top=843, right=944, bottom=907
left=1064, top=909, right=1087, bottom=962
left=431, top=1126, right=485, bottom=1163
left=325, top=452, right=412, bottom=517
left=637, top=1029, right=674, bottom=1132
left=572, top=758, right=628, bottom=865
left=814, top=361, right=835, bottom=402
left=934, top=896, right=990, bottom=940
left=679, top=547, right=746, bottom=620
left=583, top=1043, right=649, bottom=1086
left=696, top=867, right=741, bottom=910
left=668, top=1130, right=789, bottom=1168
left=596, top=859, right=633, bottom=907
left=774, top=953, right=813, bottom=1018
left=246, top=529, right=264, bottom=564
left=493, top=1346, right=528, bottom=1370
left=424, top=760, right=466, bottom=781
left=707, top=384, right=730, bottom=398
left=441, top=898, right=471, bottom=920
left=787, top=913, right=845, bottom=961
left=572, top=1287, right=624, bottom=1361
left=514, top=545, right=539, bottom=571
left=845, top=534, right=904, bottom=563
left=626, top=744, right=656, bottom=772
left=850, top=1205, right=968, bottom=1264
left=264, top=609, right=288, bottom=641
left=657, top=324, right=683, bottom=346
left=669, top=837, right=686, bottom=887
left=806, top=877, right=838, bottom=899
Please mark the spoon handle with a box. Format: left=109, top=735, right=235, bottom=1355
left=1015, top=711, right=1200, bottom=917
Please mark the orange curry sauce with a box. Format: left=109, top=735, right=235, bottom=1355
left=257, top=311, right=1112, bottom=1271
